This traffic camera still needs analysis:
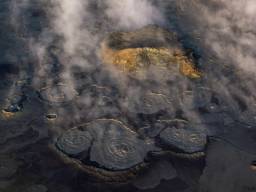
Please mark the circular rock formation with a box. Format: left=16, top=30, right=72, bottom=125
left=121, top=91, right=172, bottom=114
left=51, top=118, right=210, bottom=184
left=56, top=129, right=92, bottom=156
left=39, top=84, right=78, bottom=105
left=154, top=123, right=207, bottom=159
left=100, top=25, right=202, bottom=79
left=160, top=127, right=206, bottom=153
left=52, top=119, right=157, bottom=183
left=89, top=120, right=155, bottom=171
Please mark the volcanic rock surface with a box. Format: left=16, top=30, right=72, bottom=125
left=100, top=25, right=202, bottom=79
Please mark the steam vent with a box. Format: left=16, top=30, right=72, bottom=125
left=1, top=0, right=256, bottom=191
left=100, top=25, right=202, bottom=79
left=47, top=26, right=209, bottom=184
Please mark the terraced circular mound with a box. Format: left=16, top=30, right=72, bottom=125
left=56, top=129, right=92, bottom=156
left=52, top=118, right=209, bottom=183
left=52, top=119, right=157, bottom=183
left=159, top=127, right=207, bottom=154
left=39, top=84, right=78, bottom=105
left=88, top=119, right=155, bottom=171
left=121, top=91, right=172, bottom=114
left=100, top=25, right=202, bottom=79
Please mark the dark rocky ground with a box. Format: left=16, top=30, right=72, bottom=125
left=0, top=0, right=256, bottom=192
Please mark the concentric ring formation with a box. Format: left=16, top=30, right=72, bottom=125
left=159, top=126, right=207, bottom=153
left=39, top=84, right=78, bottom=104
left=56, top=129, right=92, bottom=156
left=52, top=118, right=208, bottom=182
left=122, top=91, right=171, bottom=114
left=88, top=119, right=156, bottom=171
left=90, top=137, right=146, bottom=171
